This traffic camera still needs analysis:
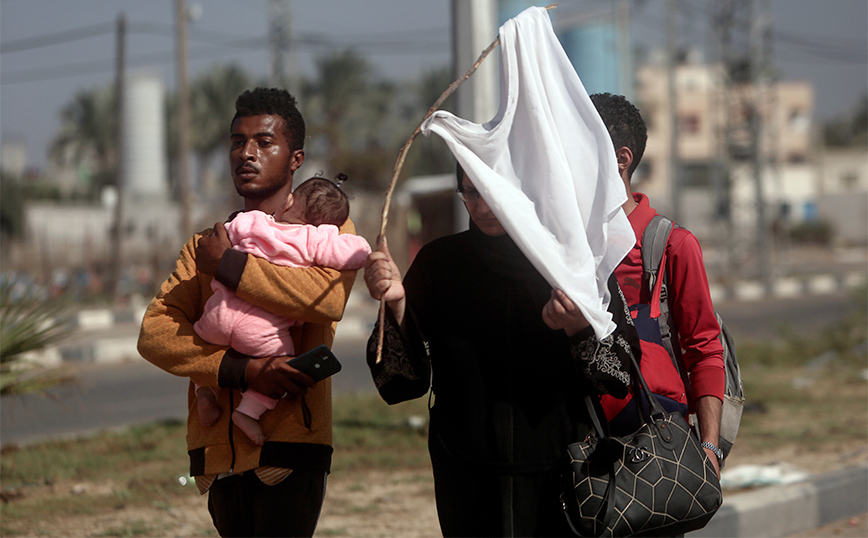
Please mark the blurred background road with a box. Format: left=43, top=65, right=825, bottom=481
left=0, top=286, right=858, bottom=447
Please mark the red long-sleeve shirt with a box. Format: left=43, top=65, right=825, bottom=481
left=602, top=193, right=725, bottom=419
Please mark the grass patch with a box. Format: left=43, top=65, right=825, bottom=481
left=1, top=419, right=189, bottom=487
left=731, top=286, right=867, bottom=461
left=96, top=520, right=154, bottom=537
left=1, top=420, right=195, bottom=536
left=331, top=392, right=430, bottom=472
left=2, top=286, right=865, bottom=537
left=0, top=393, right=432, bottom=536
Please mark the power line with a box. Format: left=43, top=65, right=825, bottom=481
left=0, top=22, right=115, bottom=53
left=0, top=44, right=265, bottom=85
left=633, top=0, right=866, bottom=65
left=1, top=39, right=447, bottom=86
left=2, top=20, right=448, bottom=55
left=1, top=19, right=448, bottom=86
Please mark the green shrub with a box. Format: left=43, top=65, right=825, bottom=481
left=0, top=276, right=76, bottom=395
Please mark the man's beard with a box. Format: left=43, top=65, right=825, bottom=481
left=235, top=179, right=287, bottom=201
left=234, top=162, right=292, bottom=201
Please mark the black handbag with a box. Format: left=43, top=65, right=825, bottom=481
left=561, top=353, right=722, bottom=537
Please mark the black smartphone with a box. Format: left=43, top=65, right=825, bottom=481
left=286, top=345, right=342, bottom=382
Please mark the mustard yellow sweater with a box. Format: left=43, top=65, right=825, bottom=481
left=137, top=219, right=358, bottom=476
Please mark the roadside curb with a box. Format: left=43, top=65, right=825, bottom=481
left=692, top=463, right=868, bottom=537
left=46, top=270, right=865, bottom=366
left=708, top=270, right=865, bottom=302
left=55, top=294, right=380, bottom=366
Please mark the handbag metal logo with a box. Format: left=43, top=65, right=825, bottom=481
left=629, top=445, right=652, bottom=463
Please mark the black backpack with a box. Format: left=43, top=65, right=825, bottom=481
left=642, top=215, right=745, bottom=461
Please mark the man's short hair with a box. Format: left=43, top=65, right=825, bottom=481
left=590, top=92, right=647, bottom=179
left=233, top=87, right=306, bottom=152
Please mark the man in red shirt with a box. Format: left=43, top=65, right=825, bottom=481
left=591, top=92, right=725, bottom=476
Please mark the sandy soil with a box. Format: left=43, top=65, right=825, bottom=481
left=8, top=441, right=866, bottom=538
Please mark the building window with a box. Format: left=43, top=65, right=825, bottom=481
left=679, top=114, right=701, bottom=134
left=842, top=172, right=859, bottom=191
left=788, top=108, right=810, bottom=132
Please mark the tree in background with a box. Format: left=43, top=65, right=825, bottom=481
left=397, top=65, right=457, bottom=179
left=0, top=173, right=26, bottom=240
left=302, top=49, right=397, bottom=190
left=189, top=64, right=254, bottom=206
left=164, top=64, right=256, bottom=223
left=50, top=87, right=117, bottom=201
left=823, top=92, right=868, bottom=147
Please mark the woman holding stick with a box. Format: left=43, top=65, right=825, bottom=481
left=362, top=165, right=639, bottom=537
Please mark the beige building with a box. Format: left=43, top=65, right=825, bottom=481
left=632, top=60, right=816, bottom=243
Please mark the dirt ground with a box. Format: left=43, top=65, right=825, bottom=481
left=10, top=441, right=867, bottom=538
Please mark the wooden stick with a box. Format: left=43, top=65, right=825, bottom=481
left=375, top=4, right=558, bottom=363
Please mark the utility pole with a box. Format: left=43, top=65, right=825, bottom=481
left=176, top=0, right=193, bottom=240
left=666, top=0, right=681, bottom=223
left=714, top=0, right=737, bottom=293
left=269, top=0, right=297, bottom=95
left=750, top=0, right=773, bottom=293
left=615, top=0, right=633, bottom=102
left=450, top=0, right=497, bottom=233
left=108, top=12, right=126, bottom=301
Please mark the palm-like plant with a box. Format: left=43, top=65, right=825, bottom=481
left=0, top=277, right=75, bottom=396
left=399, top=66, right=456, bottom=178
left=303, top=49, right=399, bottom=189
left=50, top=87, right=117, bottom=200
left=190, top=64, right=253, bottom=201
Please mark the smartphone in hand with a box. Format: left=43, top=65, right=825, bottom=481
left=286, top=345, right=342, bottom=382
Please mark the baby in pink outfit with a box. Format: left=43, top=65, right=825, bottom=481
left=193, top=174, right=371, bottom=445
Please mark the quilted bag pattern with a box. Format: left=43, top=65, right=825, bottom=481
left=561, top=355, right=722, bottom=537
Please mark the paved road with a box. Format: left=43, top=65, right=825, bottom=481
left=2, top=292, right=864, bottom=538
left=716, top=290, right=855, bottom=341
left=0, top=331, right=373, bottom=447
left=0, top=291, right=856, bottom=447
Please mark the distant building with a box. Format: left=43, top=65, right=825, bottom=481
left=1, top=137, right=28, bottom=178
left=815, top=148, right=868, bottom=245
left=123, top=73, right=168, bottom=200
left=634, top=59, right=819, bottom=243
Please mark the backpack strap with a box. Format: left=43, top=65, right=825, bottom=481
left=641, top=215, right=691, bottom=393
left=642, top=215, right=673, bottom=296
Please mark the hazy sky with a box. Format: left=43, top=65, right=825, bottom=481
left=1, top=0, right=866, bottom=170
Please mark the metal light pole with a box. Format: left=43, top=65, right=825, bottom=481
left=176, top=0, right=193, bottom=239
left=666, top=0, right=682, bottom=223
left=108, top=13, right=126, bottom=301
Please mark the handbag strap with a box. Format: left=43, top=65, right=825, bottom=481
left=583, top=352, right=669, bottom=440
left=576, top=352, right=680, bottom=531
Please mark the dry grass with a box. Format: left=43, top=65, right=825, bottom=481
left=2, top=290, right=865, bottom=536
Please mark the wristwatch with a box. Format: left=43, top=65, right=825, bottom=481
left=701, top=441, right=724, bottom=463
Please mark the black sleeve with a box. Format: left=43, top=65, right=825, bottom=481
left=568, top=275, right=640, bottom=398
left=218, top=348, right=252, bottom=391
left=213, top=211, right=246, bottom=292
left=365, top=305, right=432, bottom=405
left=214, top=248, right=247, bottom=293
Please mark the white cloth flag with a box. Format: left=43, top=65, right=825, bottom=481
left=421, top=6, right=634, bottom=339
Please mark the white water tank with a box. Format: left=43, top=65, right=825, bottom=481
left=123, top=73, right=167, bottom=198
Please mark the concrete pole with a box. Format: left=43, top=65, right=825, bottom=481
left=750, top=0, right=773, bottom=293
left=667, top=0, right=682, bottom=223
left=450, top=0, right=498, bottom=233
left=616, top=0, right=633, bottom=101
left=176, top=0, right=193, bottom=240
left=269, top=0, right=298, bottom=96
left=108, top=13, right=126, bottom=300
